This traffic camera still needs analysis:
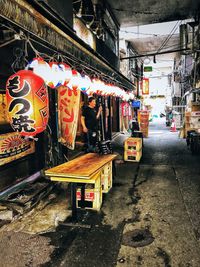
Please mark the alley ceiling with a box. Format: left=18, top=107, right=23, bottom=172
left=106, top=0, right=200, bottom=27
left=107, top=0, right=200, bottom=61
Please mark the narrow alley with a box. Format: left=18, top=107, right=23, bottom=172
left=1, top=118, right=200, bottom=267
left=1, top=1, right=200, bottom=266
left=116, top=119, right=200, bottom=267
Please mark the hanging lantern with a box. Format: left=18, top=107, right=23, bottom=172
left=48, top=62, right=63, bottom=88
left=59, top=63, right=72, bottom=86
left=90, top=78, right=101, bottom=95
left=6, top=70, right=49, bottom=137
left=68, top=70, right=81, bottom=91
left=100, top=81, right=107, bottom=96
left=79, top=74, right=91, bottom=92
left=96, top=80, right=105, bottom=95
left=26, top=57, right=51, bottom=85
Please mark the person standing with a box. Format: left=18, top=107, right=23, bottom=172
left=81, top=97, right=102, bottom=152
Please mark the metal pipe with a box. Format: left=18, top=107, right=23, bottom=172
left=121, top=48, right=190, bottom=60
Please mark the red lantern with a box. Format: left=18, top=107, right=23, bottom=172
left=6, top=70, right=49, bottom=137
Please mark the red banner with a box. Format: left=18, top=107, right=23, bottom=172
left=58, top=86, right=81, bottom=150
left=121, top=102, right=129, bottom=116
left=140, top=78, right=149, bottom=95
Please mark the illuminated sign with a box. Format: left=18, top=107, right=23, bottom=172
left=144, top=66, right=153, bottom=72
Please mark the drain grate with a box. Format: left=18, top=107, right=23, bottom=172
left=122, top=229, right=154, bottom=248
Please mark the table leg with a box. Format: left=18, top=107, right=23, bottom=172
left=71, top=183, right=77, bottom=220
left=80, top=183, right=86, bottom=208
left=113, top=160, right=116, bottom=178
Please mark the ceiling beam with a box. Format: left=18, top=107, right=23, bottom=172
left=120, top=48, right=191, bottom=60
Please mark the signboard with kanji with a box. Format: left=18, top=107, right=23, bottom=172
left=140, top=78, right=149, bottom=95
left=58, top=86, right=81, bottom=150
left=0, top=132, right=35, bottom=166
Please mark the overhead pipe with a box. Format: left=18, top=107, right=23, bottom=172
left=120, top=48, right=191, bottom=60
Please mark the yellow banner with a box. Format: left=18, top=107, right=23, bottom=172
left=58, top=86, right=81, bottom=150
left=0, top=132, right=35, bottom=166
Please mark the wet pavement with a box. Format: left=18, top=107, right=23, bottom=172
left=1, top=117, right=200, bottom=267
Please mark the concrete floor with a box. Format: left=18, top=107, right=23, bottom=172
left=117, top=121, right=200, bottom=267
left=1, top=117, right=200, bottom=267
left=49, top=118, right=200, bottom=267
left=117, top=119, right=200, bottom=267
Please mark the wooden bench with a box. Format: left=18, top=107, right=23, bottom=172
left=45, top=153, right=117, bottom=219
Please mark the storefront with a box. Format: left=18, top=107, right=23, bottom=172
left=0, top=0, right=134, bottom=191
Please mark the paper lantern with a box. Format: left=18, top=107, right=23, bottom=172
left=59, top=63, right=72, bottom=86
left=48, top=62, right=63, bottom=88
left=68, top=70, right=81, bottom=90
left=26, top=57, right=51, bottom=85
left=89, top=78, right=101, bottom=95
left=6, top=70, right=49, bottom=137
left=79, top=74, right=91, bottom=92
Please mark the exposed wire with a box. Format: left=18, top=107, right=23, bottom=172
left=0, top=37, right=18, bottom=48
left=120, top=30, right=162, bottom=36
left=138, top=44, right=181, bottom=55
left=156, top=21, right=181, bottom=54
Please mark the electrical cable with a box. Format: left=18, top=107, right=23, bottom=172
left=138, top=44, right=181, bottom=55
left=156, top=21, right=181, bottom=54
left=0, top=38, right=16, bottom=48
left=120, top=30, right=163, bottom=36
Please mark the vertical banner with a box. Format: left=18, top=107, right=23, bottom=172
left=121, top=102, right=129, bottom=116
left=140, top=78, right=149, bottom=95
left=58, top=86, right=81, bottom=150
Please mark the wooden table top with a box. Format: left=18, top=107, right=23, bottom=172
left=45, top=153, right=117, bottom=179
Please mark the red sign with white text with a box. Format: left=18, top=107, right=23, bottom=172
left=140, top=78, right=149, bottom=95
left=58, top=86, right=80, bottom=150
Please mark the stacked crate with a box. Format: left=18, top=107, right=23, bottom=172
left=124, top=137, right=142, bottom=162
left=185, top=111, right=200, bottom=137
left=101, top=162, right=112, bottom=193
left=76, top=172, right=102, bottom=211
left=138, top=110, right=149, bottom=138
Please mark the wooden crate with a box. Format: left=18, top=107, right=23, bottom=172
left=124, top=137, right=142, bottom=151
left=101, top=162, right=112, bottom=193
left=124, top=149, right=142, bottom=162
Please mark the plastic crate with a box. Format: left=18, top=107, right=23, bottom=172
left=76, top=172, right=102, bottom=210
left=76, top=186, right=102, bottom=211
left=124, top=149, right=142, bottom=162
left=124, top=137, right=142, bottom=151
left=101, top=162, right=112, bottom=193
